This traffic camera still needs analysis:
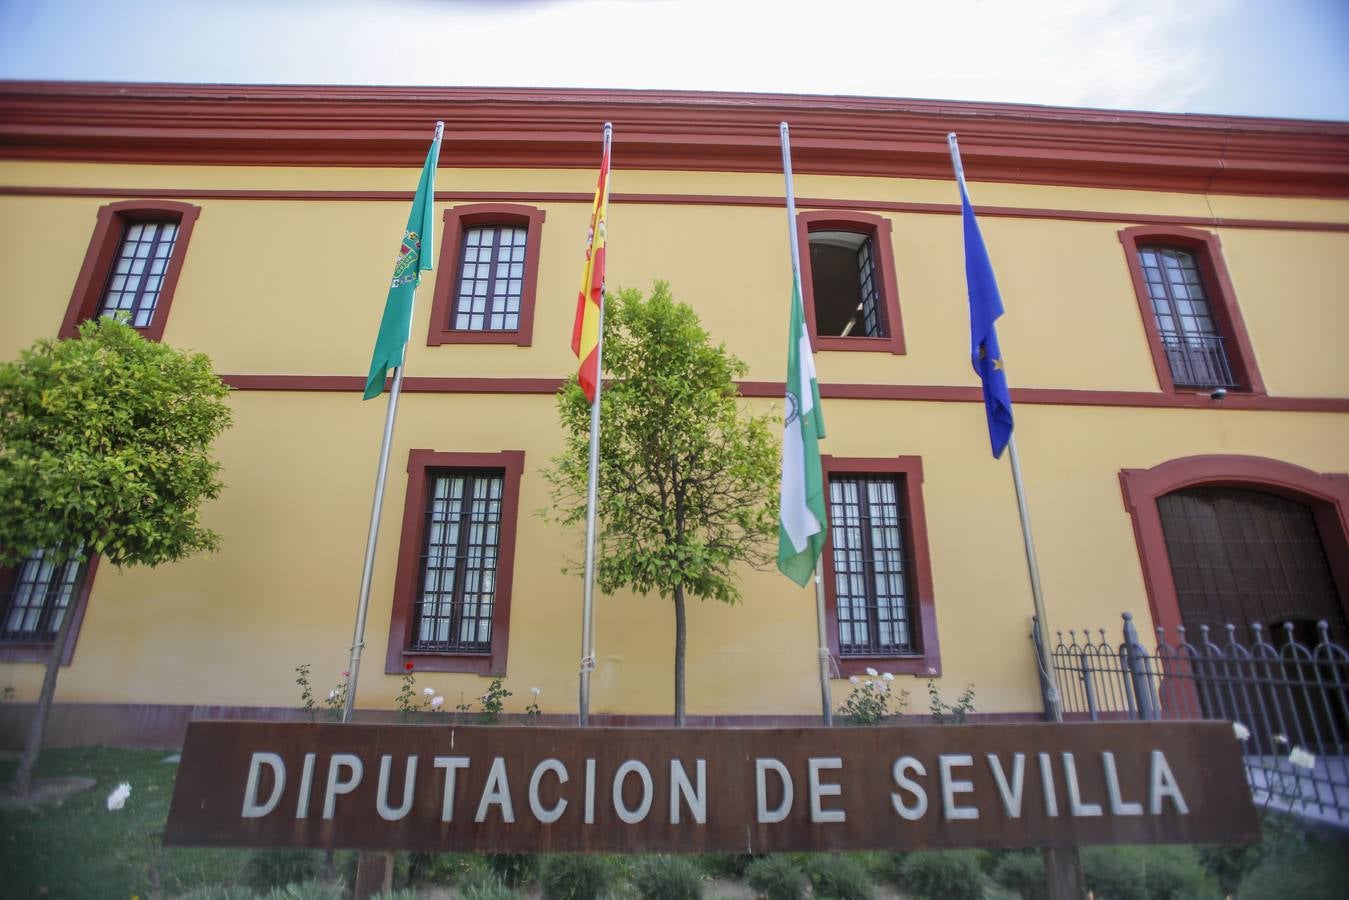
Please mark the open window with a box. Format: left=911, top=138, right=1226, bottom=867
left=797, top=211, right=905, bottom=355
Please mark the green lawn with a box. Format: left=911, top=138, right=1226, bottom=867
left=0, top=747, right=250, bottom=899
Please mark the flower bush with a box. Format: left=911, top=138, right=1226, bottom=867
left=838, top=670, right=907, bottom=726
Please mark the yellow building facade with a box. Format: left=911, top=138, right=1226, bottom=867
left=1, top=83, right=1347, bottom=743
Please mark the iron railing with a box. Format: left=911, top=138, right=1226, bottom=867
left=1035, top=612, right=1349, bottom=824
left=1158, top=331, right=1238, bottom=388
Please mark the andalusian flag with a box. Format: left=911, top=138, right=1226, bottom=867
left=364, top=128, right=442, bottom=400
left=570, top=131, right=611, bottom=404
left=777, top=271, right=828, bottom=587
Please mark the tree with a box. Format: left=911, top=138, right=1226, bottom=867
left=546, top=283, right=778, bottom=725
left=0, top=318, right=232, bottom=795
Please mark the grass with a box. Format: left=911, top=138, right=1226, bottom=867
left=0, top=747, right=251, bottom=899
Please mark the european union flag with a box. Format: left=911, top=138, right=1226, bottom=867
left=957, top=176, right=1014, bottom=458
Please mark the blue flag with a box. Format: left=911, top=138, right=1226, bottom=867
left=957, top=177, right=1013, bottom=458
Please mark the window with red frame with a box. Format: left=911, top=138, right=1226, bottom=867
left=820, top=456, right=940, bottom=677
left=796, top=211, right=905, bottom=355
left=1118, top=225, right=1264, bottom=395
left=385, top=450, right=524, bottom=676
left=0, top=547, right=99, bottom=664
left=59, top=200, right=202, bottom=342
left=426, top=204, right=546, bottom=347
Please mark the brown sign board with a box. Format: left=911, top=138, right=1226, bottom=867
left=164, top=720, right=1259, bottom=853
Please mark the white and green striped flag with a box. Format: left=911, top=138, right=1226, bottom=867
left=777, top=273, right=827, bottom=587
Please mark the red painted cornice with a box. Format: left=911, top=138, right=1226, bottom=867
left=2, top=81, right=1348, bottom=196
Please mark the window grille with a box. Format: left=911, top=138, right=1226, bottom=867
left=1, top=548, right=84, bottom=642
left=412, top=471, right=505, bottom=653
left=99, top=221, right=179, bottom=328
left=453, top=226, right=527, bottom=331
left=1139, top=246, right=1237, bottom=388
left=829, top=475, right=916, bottom=655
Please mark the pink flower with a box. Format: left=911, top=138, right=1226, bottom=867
left=341, top=671, right=349, bottom=677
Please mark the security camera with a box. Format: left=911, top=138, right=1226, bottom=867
left=1209, top=387, right=1227, bottom=401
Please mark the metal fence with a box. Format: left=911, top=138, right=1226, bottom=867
left=1035, top=612, right=1349, bottom=825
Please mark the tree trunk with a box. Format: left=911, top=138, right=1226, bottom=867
left=13, top=592, right=78, bottom=796
left=673, top=583, right=687, bottom=727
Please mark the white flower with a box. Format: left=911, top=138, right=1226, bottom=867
left=849, top=676, right=860, bottom=685
left=431, top=696, right=445, bottom=709
left=1232, top=722, right=1250, bottom=742
left=865, top=667, right=879, bottom=677
left=531, top=687, right=541, bottom=699
left=106, top=782, right=131, bottom=811
left=882, top=672, right=895, bottom=682
left=423, top=687, right=435, bottom=696
left=1288, top=747, right=1316, bottom=770
left=864, top=680, right=873, bottom=688
left=327, top=689, right=339, bottom=700
left=1273, top=734, right=1289, bottom=745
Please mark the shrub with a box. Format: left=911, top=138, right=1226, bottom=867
left=261, top=881, right=345, bottom=900
left=416, top=852, right=485, bottom=885
left=805, top=854, right=874, bottom=900
left=1081, top=846, right=1219, bottom=900
left=458, top=869, right=524, bottom=900
left=487, top=853, right=540, bottom=887
left=745, top=855, right=808, bottom=900
left=241, top=849, right=327, bottom=894
left=992, top=851, right=1046, bottom=900
left=1238, top=830, right=1349, bottom=900
left=540, top=854, right=620, bottom=900
left=699, top=853, right=760, bottom=878
left=897, top=850, right=987, bottom=900
left=631, top=855, right=705, bottom=900
left=178, top=887, right=256, bottom=900
left=847, top=851, right=900, bottom=883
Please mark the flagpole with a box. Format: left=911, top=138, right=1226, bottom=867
left=578, top=121, right=613, bottom=727
left=342, top=121, right=443, bottom=724
left=947, top=133, right=1060, bottom=724
left=781, top=121, right=833, bottom=727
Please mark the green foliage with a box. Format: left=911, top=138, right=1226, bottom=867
left=395, top=666, right=419, bottom=721
left=241, top=849, right=327, bottom=894
left=698, top=853, right=760, bottom=878
left=991, top=851, right=1046, bottom=900
left=545, top=283, right=779, bottom=604
left=179, top=887, right=256, bottom=900
left=414, top=852, right=484, bottom=885
left=487, top=852, right=539, bottom=887
left=745, top=855, right=808, bottom=900
left=0, top=747, right=250, bottom=897
left=459, top=869, right=525, bottom=900
left=927, top=680, right=977, bottom=724
left=631, top=854, right=705, bottom=900
left=804, top=854, right=875, bottom=900
left=837, top=672, right=908, bottom=725
left=1081, top=846, right=1220, bottom=900
left=0, top=317, right=232, bottom=568
left=897, top=850, right=988, bottom=900
left=261, top=881, right=344, bottom=900
left=1237, top=827, right=1349, bottom=900
left=1197, top=842, right=1266, bottom=896
left=540, top=854, right=621, bottom=900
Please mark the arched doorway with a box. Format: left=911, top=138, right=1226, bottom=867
left=1157, top=487, right=1348, bottom=644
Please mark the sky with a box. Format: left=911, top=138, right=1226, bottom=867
left=1, top=0, right=1347, bottom=121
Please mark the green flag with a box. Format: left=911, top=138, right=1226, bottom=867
left=777, top=273, right=828, bottom=587
left=364, top=130, right=442, bottom=400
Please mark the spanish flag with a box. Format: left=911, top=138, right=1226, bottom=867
left=571, top=127, right=611, bottom=404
